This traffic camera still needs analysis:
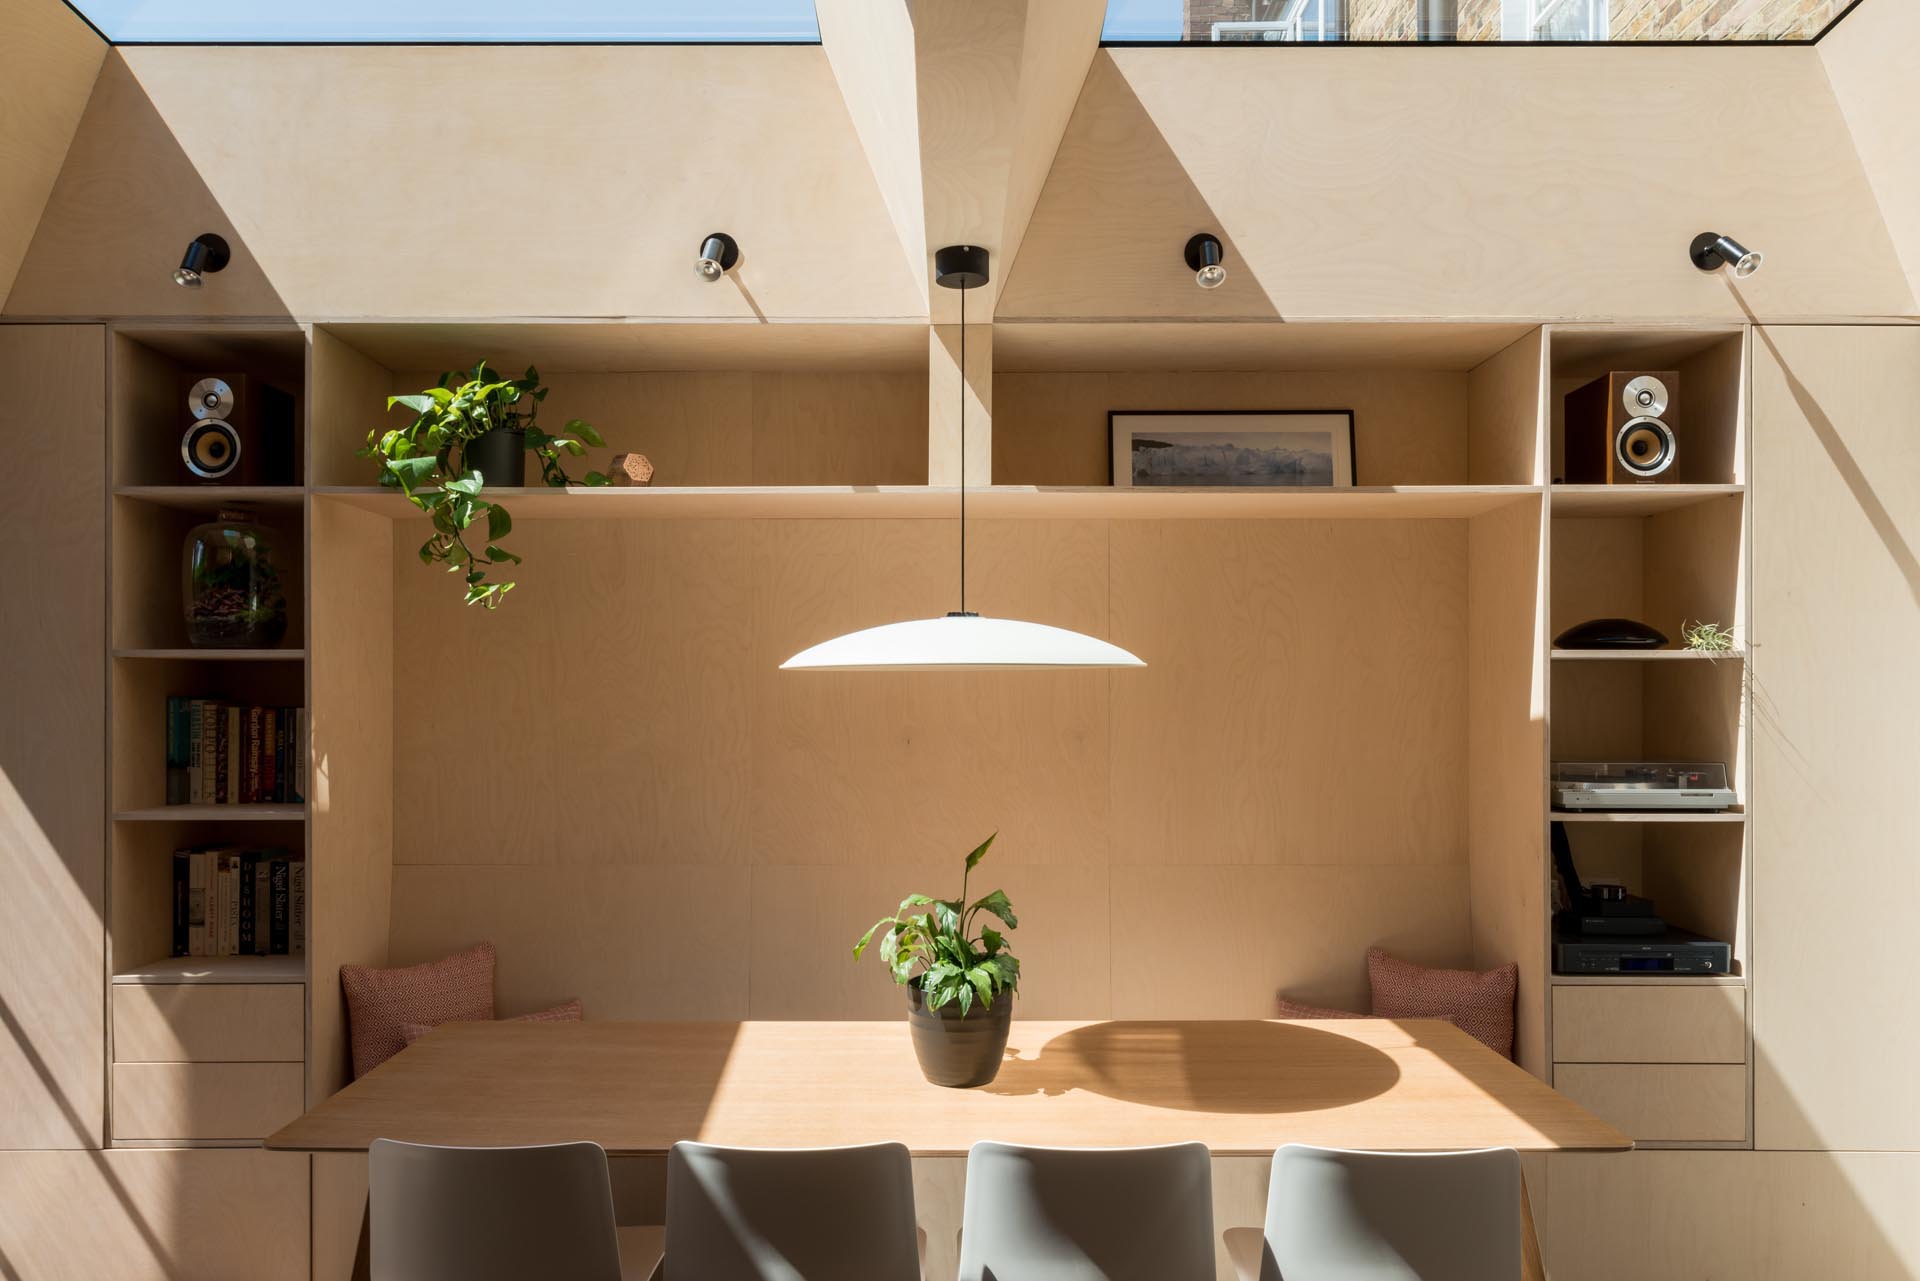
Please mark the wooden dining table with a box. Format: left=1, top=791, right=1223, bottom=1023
left=270, top=1017, right=1630, bottom=1280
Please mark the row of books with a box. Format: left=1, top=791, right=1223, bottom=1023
left=171, top=847, right=306, bottom=958
left=164, top=698, right=307, bottom=806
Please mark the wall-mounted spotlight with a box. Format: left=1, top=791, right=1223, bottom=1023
left=695, top=232, right=740, bottom=283
left=1690, top=232, right=1763, bottom=279
left=172, top=233, right=231, bottom=288
left=1185, top=233, right=1227, bottom=290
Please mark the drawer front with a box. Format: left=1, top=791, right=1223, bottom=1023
left=113, top=984, right=305, bottom=1063
left=1553, top=1063, right=1747, bottom=1143
left=112, top=1062, right=305, bottom=1141
left=1553, top=985, right=1746, bottom=1063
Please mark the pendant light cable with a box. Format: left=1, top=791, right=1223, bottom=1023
left=959, top=280, right=968, bottom=616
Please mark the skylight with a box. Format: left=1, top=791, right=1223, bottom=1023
left=1100, top=0, right=1852, bottom=43
left=65, top=0, right=820, bottom=43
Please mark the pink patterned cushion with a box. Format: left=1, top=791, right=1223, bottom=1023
left=1367, top=947, right=1517, bottom=1059
left=1274, top=996, right=1366, bottom=1019
left=396, top=998, right=584, bottom=1048
left=340, top=942, right=495, bottom=1079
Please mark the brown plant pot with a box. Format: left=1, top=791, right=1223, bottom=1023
left=906, top=982, right=1013, bottom=1088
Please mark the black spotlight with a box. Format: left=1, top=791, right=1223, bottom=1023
left=1184, top=233, right=1227, bottom=290
left=172, top=233, right=231, bottom=288
left=695, top=233, right=740, bottom=282
left=1690, top=232, right=1762, bottom=279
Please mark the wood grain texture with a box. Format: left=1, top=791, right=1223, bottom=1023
left=1552, top=1063, right=1746, bottom=1144
left=111, top=1061, right=306, bottom=1140
left=266, top=1018, right=1630, bottom=1156
left=0, top=0, right=104, bottom=306
left=0, top=325, right=106, bottom=1148
left=993, top=371, right=1472, bottom=488
left=1468, top=329, right=1546, bottom=486
left=1110, top=866, right=1472, bottom=1018
left=7, top=46, right=923, bottom=320
left=929, top=325, right=992, bottom=485
left=1467, top=497, right=1549, bottom=1077
left=309, top=498, right=394, bottom=1101
left=998, top=48, right=1912, bottom=320
left=1751, top=325, right=1920, bottom=1151
left=1551, top=985, right=1745, bottom=1064
left=0, top=1148, right=308, bottom=1281
left=993, top=321, right=1534, bottom=374
left=309, top=325, right=406, bottom=488
left=388, top=865, right=753, bottom=1020
left=1108, top=519, right=1467, bottom=868
left=1541, top=1150, right=1920, bottom=1281
left=1821, top=0, right=1920, bottom=302
left=113, top=984, right=306, bottom=1063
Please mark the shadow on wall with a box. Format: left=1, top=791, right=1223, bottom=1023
left=996, top=51, right=1282, bottom=320
left=3, top=52, right=289, bottom=319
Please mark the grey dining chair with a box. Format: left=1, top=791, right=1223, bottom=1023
left=655, top=1140, right=924, bottom=1281
left=956, top=1140, right=1216, bottom=1281
left=1226, top=1144, right=1523, bottom=1281
left=369, top=1137, right=661, bottom=1281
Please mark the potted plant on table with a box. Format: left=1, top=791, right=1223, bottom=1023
left=854, top=833, right=1020, bottom=1088
left=358, top=361, right=611, bottom=608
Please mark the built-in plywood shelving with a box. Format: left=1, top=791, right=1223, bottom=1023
left=1550, top=484, right=1745, bottom=516
left=113, top=955, right=306, bottom=985
left=115, top=485, right=305, bottom=510
left=1551, top=809, right=1747, bottom=823
left=1551, top=648, right=1743, bottom=661
left=114, top=649, right=307, bottom=662
left=114, top=806, right=308, bottom=823
left=312, top=483, right=1544, bottom=522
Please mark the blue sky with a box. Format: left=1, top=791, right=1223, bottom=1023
left=67, top=0, right=1188, bottom=42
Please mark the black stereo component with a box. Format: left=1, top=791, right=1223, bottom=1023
left=1554, top=925, right=1734, bottom=975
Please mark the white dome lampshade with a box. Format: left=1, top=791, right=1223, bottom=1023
left=780, top=612, right=1145, bottom=671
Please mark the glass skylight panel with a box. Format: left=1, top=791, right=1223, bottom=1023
left=67, top=0, right=821, bottom=43
left=1099, top=0, right=1849, bottom=43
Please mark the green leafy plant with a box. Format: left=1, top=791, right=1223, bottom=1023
left=358, top=361, right=611, bottom=608
left=854, top=833, right=1020, bottom=1016
left=1683, top=620, right=1737, bottom=656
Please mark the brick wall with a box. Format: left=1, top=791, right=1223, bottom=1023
left=1182, top=0, right=1840, bottom=39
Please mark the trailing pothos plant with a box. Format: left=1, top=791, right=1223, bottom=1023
left=853, top=833, right=1020, bottom=1016
left=359, top=361, right=611, bottom=608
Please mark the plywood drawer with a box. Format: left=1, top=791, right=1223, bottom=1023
left=1553, top=1063, right=1747, bottom=1143
left=113, top=984, right=305, bottom=1063
left=112, top=1062, right=305, bottom=1141
left=1552, top=985, right=1746, bottom=1063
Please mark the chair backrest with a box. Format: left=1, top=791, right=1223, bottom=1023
left=957, top=1141, right=1215, bottom=1281
left=662, top=1140, right=922, bottom=1281
left=369, top=1138, right=623, bottom=1281
left=1260, top=1145, right=1522, bottom=1281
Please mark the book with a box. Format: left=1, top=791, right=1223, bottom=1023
left=187, top=850, right=207, bottom=957
left=291, top=709, right=307, bottom=805
left=290, top=858, right=306, bottom=955
left=245, top=706, right=263, bottom=804
left=268, top=858, right=290, bottom=955
left=187, top=701, right=204, bottom=805
left=222, top=853, right=239, bottom=956
left=261, top=708, right=277, bottom=804
left=254, top=857, right=270, bottom=957
left=198, top=701, right=219, bottom=805
left=237, top=851, right=257, bottom=956
left=171, top=851, right=189, bottom=957
left=165, top=697, right=190, bottom=806
left=224, top=705, right=241, bottom=805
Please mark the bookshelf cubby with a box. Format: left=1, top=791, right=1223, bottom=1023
left=1547, top=325, right=1745, bottom=488
left=111, top=326, right=308, bottom=489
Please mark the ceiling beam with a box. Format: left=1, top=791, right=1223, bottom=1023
left=819, top=0, right=1107, bottom=320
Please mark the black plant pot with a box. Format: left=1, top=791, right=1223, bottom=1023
left=906, top=983, right=1013, bottom=1088
left=464, top=428, right=527, bottom=487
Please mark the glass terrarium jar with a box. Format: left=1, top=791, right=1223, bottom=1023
left=183, top=508, right=288, bottom=648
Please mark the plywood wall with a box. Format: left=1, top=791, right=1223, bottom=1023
left=1820, top=0, right=1920, bottom=304
left=999, top=47, right=1913, bottom=321
left=384, top=516, right=1480, bottom=1022
left=0, top=0, right=103, bottom=306
left=0, top=325, right=105, bottom=1148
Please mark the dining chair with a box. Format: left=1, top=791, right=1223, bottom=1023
left=656, top=1140, right=924, bottom=1280
left=956, top=1140, right=1216, bottom=1281
left=369, top=1137, right=659, bottom=1281
left=1226, top=1144, right=1523, bottom=1281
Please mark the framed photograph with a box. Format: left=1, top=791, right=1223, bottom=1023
left=1109, top=410, right=1356, bottom=489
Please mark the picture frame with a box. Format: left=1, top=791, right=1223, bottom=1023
left=1108, top=410, right=1356, bottom=489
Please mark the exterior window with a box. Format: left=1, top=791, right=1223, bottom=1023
left=1531, top=0, right=1606, bottom=39
left=1212, top=0, right=1347, bottom=42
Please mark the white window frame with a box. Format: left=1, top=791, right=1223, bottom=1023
left=1211, top=0, right=1342, bottom=42
left=1528, top=0, right=1607, bottom=40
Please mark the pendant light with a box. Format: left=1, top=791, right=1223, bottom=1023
left=780, top=245, right=1145, bottom=672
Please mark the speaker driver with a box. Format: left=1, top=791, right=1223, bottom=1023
left=187, top=377, right=236, bottom=421
left=1615, top=416, right=1676, bottom=479
left=1620, top=374, right=1669, bottom=419
left=182, top=419, right=243, bottom=479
